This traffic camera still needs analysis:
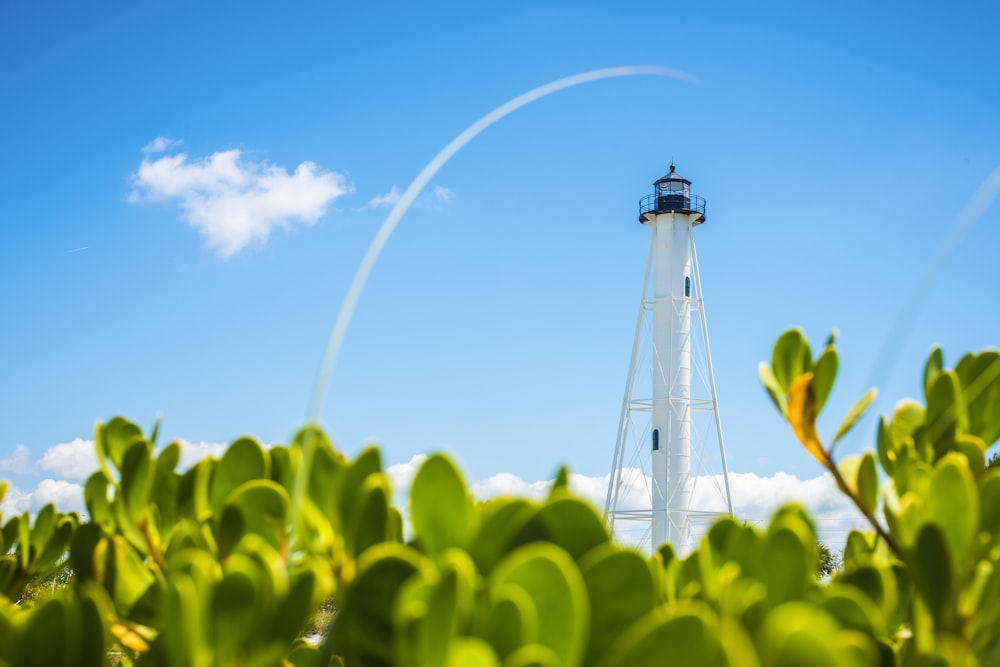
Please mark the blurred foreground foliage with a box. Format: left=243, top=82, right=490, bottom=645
left=1, top=330, right=999, bottom=666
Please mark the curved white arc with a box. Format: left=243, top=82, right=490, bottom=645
left=308, top=65, right=697, bottom=421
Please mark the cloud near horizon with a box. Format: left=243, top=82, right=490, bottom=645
left=2, top=442, right=862, bottom=545
left=366, top=184, right=455, bottom=209
left=129, top=138, right=350, bottom=258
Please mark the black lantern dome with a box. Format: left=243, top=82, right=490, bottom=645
left=639, top=164, right=706, bottom=224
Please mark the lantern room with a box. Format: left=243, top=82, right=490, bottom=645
left=638, top=164, right=706, bottom=225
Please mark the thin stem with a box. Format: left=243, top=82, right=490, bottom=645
left=826, top=453, right=901, bottom=558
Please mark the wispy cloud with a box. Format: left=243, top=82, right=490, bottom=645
left=0, top=445, right=35, bottom=476
left=365, top=185, right=456, bottom=210
left=36, top=438, right=98, bottom=481
left=142, top=136, right=183, bottom=154
left=129, top=140, right=351, bottom=258
left=433, top=186, right=454, bottom=203
left=366, top=186, right=402, bottom=209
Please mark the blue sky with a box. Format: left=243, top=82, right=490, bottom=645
left=2, top=1, right=999, bottom=540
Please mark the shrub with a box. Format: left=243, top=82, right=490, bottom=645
left=0, top=329, right=998, bottom=666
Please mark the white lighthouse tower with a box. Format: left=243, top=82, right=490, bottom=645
left=605, top=165, right=733, bottom=556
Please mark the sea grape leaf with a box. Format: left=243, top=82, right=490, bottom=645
left=332, top=543, right=431, bottom=667
left=210, top=437, right=270, bottom=515
left=223, top=480, right=290, bottom=553
left=580, top=544, right=656, bottom=666
left=812, top=345, right=839, bottom=415
left=820, top=584, right=886, bottom=637
left=832, top=388, right=878, bottom=447
left=758, top=363, right=788, bottom=417
left=912, top=523, right=955, bottom=631
left=120, top=440, right=153, bottom=526
left=929, top=454, right=978, bottom=568
left=97, top=417, right=145, bottom=473
left=771, top=328, right=812, bottom=392
left=787, top=374, right=827, bottom=464
left=955, top=350, right=1000, bottom=447
left=490, top=543, right=589, bottom=667
left=523, top=497, right=609, bottom=561
left=924, top=347, right=944, bottom=401
left=597, top=605, right=725, bottom=667
left=481, top=585, right=536, bottom=659
left=337, top=446, right=383, bottom=554
left=471, top=499, right=536, bottom=575
left=503, top=644, right=561, bottom=667
left=352, top=474, right=392, bottom=558
left=445, top=638, right=501, bottom=667
left=411, top=454, right=474, bottom=558
left=837, top=453, right=878, bottom=516
left=761, top=524, right=812, bottom=605
left=926, top=372, right=962, bottom=459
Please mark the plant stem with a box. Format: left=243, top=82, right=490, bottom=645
left=826, top=455, right=901, bottom=558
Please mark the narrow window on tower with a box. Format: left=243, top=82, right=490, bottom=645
left=685, top=276, right=691, bottom=297
left=652, top=429, right=660, bottom=451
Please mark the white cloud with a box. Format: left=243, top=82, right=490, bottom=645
left=176, top=440, right=229, bottom=470
left=129, top=142, right=350, bottom=258
left=365, top=184, right=455, bottom=210
left=0, top=479, right=85, bottom=517
left=384, top=458, right=861, bottom=548
left=367, top=186, right=402, bottom=209
left=32, top=479, right=86, bottom=514
left=386, top=454, right=427, bottom=498
left=433, top=186, right=454, bottom=203
left=0, top=483, right=29, bottom=517
left=0, top=444, right=35, bottom=476
left=36, top=438, right=98, bottom=481
left=142, top=136, right=182, bottom=154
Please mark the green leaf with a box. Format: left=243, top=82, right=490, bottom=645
left=889, top=399, right=925, bottom=455
left=210, top=437, right=270, bottom=515
left=471, top=499, right=536, bottom=575
left=760, top=524, right=812, bottom=605
left=876, top=417, right=895, bottom=476
left=580, top=545, right=656, bottom=666
left=926, top=372, right=961, bottom=459
left=411, top=454, right=474, bottom=558
left=929, top=453, right=978, bottom=568
left=758, top=363, right=788, bottom=417
left=34, top=518, right=76, bottom=575
left=490, top=543, right=589, bottom=667
left=352, top=474, right=391, bottom=557
left=980, top=473, right=1000, bottom=541
left=120, top=440, right=153, bottom=526
left=811, top=346, right=839, bottom=415
left=832, top=388, right=878, bottom=446
left=395, top=569, right=459, bottom=667
left=444, top=638, right=501, bottom=667
left=912, top=523, right=955, bottom=630
left=955, top=350, right=1000, bottom=447
left=503, top=644, right=561, bottom=667
left=481, top=585, right=536, bottom=659
left=820, top=585, right=886, bottom=637
left=923, top=347, right=944, bottom=401
left=223, top=480, right=290, bottom=552
left=332, top=543, right=431, bottom=667
left=547, top=465, right=570, bottom=500
left=522, top=497, right=609, bottom=561
left=838, top=453, right=878, bottom=516
left=760, top=602, right=873, bottom=667
left=597, top=605, right=726, bottom=667
left=771, top=328, right=812, bottom=393
left=97, top=417, right=146, bottom=473
left=19, top=598, right=79, bottom=666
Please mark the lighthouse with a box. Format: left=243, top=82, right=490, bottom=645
left=605, top=165, right=733, bottom=556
